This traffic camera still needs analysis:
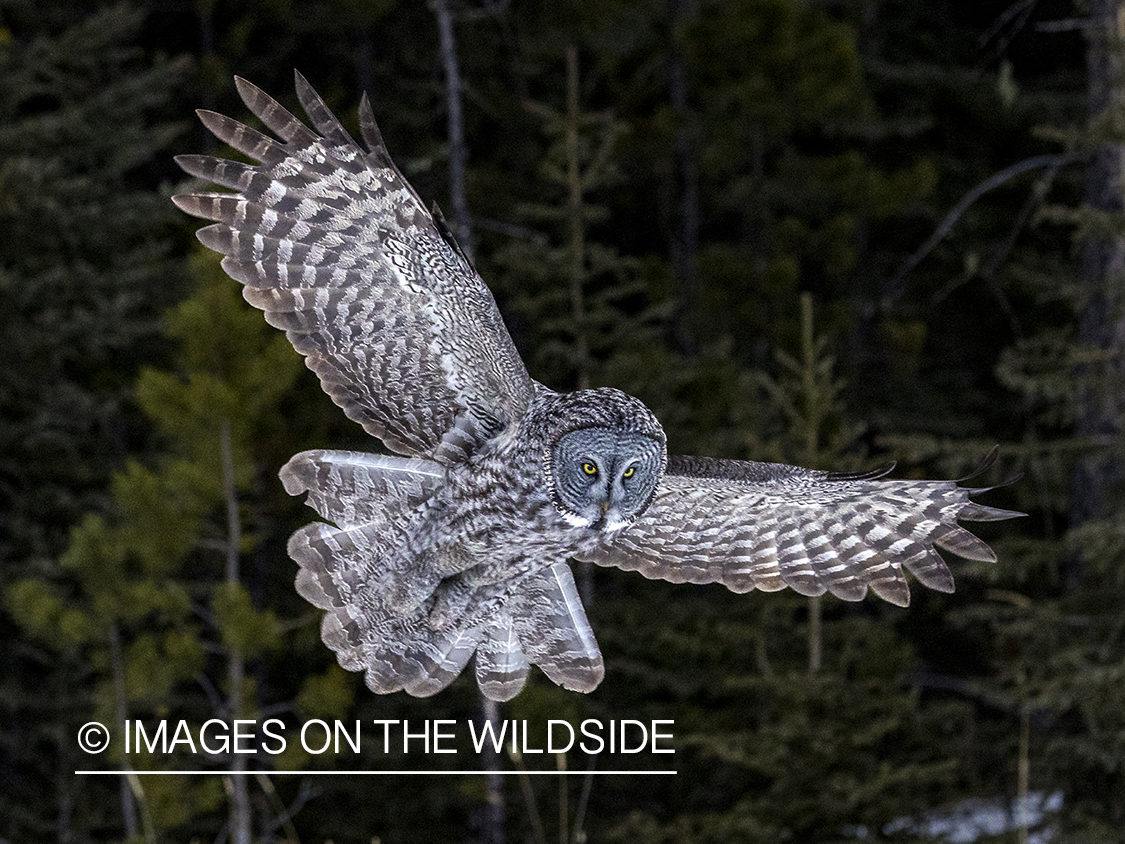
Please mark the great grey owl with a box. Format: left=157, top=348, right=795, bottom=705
left=173, top=73, right=1020, bottom=702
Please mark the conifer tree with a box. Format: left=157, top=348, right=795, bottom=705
left=585, top=294, right=977, bottom=842
left=495, top=48, right=668, bottom=397
left=9, top=253, right=325, bottom=841
left=682, top=0, right=935, bottom=361
left=0, top=2, right=188, bottom=568
left=954, top=4, right=1125, bottom=838
left=0, top=5, right=188, bottom=839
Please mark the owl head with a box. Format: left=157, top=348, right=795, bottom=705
left=543, top=388, right=667, bottom=531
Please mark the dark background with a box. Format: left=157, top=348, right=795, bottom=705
left=2, top=0, right=1122, bottom=842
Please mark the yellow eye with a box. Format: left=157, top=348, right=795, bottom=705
left=622, top=466, right=636, bottom=479
left=581, top=462, right=598, bottom=476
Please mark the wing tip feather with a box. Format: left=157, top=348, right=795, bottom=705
left=233, top=74, right=260, bottom=104
left=170, top=193, right=198, bottom=215
left=278, top=453, right=314, bottom=496
left=869, top=578, right=912, bottom=607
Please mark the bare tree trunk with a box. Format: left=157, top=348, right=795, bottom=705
left=566, top=44, right=591, bottom=394
left=799, top=293, right=823, bottom=676
left=108, top=621, right=138, bottom=840
left=431, top=7, right=505, bottom=841
left=667, top=0, right=700, bottom=354
left=108, top=622, right=157, bottom=843
left=564, top=45, right=597, bottom=609
left=1070, top=0, right=1125, bottom=558
left=478, top=697, right=505, bottom=844
left=434, top=0, right=476, bottom=260
left=220, top=420, right=251, bottom=844
left=1017, top=692, right=1030, bottom=844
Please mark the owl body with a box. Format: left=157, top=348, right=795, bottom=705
left=175, top=74, right=1022, bottom=702
left=388, top=384, right=661, bottom=615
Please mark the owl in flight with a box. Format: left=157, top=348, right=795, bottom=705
left=174, top=73, right=1020, bottom=702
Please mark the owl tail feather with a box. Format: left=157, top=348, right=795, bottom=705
left=496, top=563, right=605, bottom=697
left=290, top=517, right=606, bottom=700
left=469, top=563, right=605, bottom=702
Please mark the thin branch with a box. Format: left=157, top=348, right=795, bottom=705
left=1036, top=18, right=1094, bottom=32
left=257, top=772, right=311, bottom=842
left=1017, top=695, right=1031, bottom=844
left=108, top=621, right=139, bottom=840
left=979, top=0, right=1040, bottom=66
left=980, top=0, right=1038, bottom=47
left=509, top=750, right=549, bottom=844
left=568, top=755, right=597, bottom=844
left=472, top=215, right=550, bottom=245
left=885, top=152, right=1083, bottom=306
left=195, top=671, right=224, bottom=717
left=123, top=773, right=157, bottom=844
left=219, top=419, right=250, bottom=844
left=557, top=753, right=567, bottom=844
left=932, top=153, right=1067, bottom=335
left=220, top=420, right=241, bottom=587
left=907, top=670, right=1051, bottom=722
left=566, top=43, right=591, bottom=394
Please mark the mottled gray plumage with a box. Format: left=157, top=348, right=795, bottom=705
left=174, top=73, right=1021, bottom=701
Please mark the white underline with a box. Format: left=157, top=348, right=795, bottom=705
left=76, top=769, right=676, bottom=776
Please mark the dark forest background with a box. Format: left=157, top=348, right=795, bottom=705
left=2, top=0, right=1123, bottom=842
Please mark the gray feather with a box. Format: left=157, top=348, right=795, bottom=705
left=475, top=612, right=531, bottom=702
left=509, top=563, right=604, bottom=693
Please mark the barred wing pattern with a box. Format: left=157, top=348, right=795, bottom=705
left=282, top=450, right=603, bottom=701
left=281, top=451, right=474, bottom=696
left=582, top=454, right=1020, bottom=607
left=173, top=72, right=533, bottom=462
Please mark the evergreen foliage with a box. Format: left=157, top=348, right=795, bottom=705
left=9, top=253, right=310, bottom=839
left=951, top=7, right=1125, bottom=839
left=0, top=4, right=189, bottom=839
left=494, top=47, right=668, bottom=395
left=0, top=3, right=188, bottom=565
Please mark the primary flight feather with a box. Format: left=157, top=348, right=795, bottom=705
left=173, top=73, right=1021, bottom=701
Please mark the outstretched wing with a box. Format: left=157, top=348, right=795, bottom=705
left=581, top=453, right=1022, bottom=607
left=173, top=72, right=533, bottom=462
